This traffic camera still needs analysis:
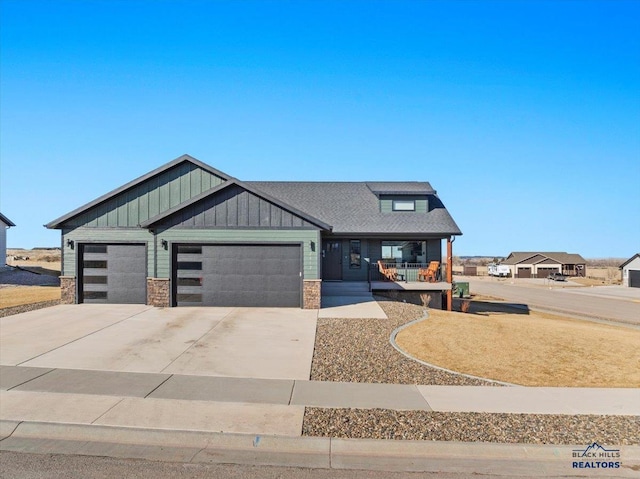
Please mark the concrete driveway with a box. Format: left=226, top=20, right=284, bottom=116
left=0, top=305, right=318, bottom=380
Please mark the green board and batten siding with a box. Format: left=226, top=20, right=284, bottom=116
left=59, top=162, right=226, bottom=277
left=62, top=162, right=225, bottom=228
left=62, top=228, right=155, bottom=277
left=155, top=228, right=321, bottom=280
left=379, top=196, right=428, bottom=213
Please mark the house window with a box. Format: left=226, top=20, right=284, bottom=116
left=350, top=240, right=361, bottom=269
left=381, top=241, right=425, bottom=264
left=392, top=200, right=415, bottom=211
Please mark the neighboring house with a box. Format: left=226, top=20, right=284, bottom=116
left=502, top=252, right=587, bottom=278
left=0, top=213, right=16, bottom=268
left=46, top=154, right=461, bottom=309
left=619, top=254, right=640, bottom=288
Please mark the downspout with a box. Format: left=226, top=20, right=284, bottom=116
left=446, top=236, right=455, bottom=311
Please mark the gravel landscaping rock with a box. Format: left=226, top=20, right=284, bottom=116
left=310, top=297, right=496, bottom=386
left=303, top=408, right=640, bottom=445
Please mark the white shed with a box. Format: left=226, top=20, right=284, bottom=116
left=0, top=213, right=16, bottom=268
left=620, top=254, right=640, bottom=288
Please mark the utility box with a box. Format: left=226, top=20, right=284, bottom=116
left=453, top=281, right=470, bottom=298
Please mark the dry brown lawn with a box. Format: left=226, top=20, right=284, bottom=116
left=0, top=286, right=61, bottom=309
left=395, top=302, right=640, bottom=387
left=570, top=277, right=613, bottom=286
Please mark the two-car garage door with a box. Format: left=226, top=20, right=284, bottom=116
left=174, top=244, right=302, bottom=307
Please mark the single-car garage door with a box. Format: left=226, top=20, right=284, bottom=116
left=630, top=270, right=640, bottom=288
left=174, top=244, right=302, bottom=307
left=80, top=244, right=146, bottom=304
left=537, top=267, right=559, bottom=278
left=517, top=267, right=531, bottom=278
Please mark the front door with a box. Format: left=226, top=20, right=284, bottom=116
left=322, top=240, right=342, bottom=280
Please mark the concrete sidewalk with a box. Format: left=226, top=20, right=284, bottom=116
left=2, top=366, right=639, bottom=477
left=2, top=366, right=638, bottom=428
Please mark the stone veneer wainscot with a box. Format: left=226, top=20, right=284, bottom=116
left=303, top=280, right=321, bottom=309
left=147, top=278, right=170, bottom=307
left=60, top=276, right=76, bottom=304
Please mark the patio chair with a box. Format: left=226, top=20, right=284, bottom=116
left=418, top=261, right=440, bottom=282
left=378, top=260, right=398, bottom=281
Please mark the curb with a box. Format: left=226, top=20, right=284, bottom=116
left=389, top=310, right=517, bottom=387
left=1, top=421, right=639, bottom=477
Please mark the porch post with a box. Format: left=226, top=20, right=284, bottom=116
left=446, top=237, right=453, bottom=311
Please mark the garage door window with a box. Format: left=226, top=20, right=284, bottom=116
left=84, top=245, right=107, bottom=253
left=82, top=252, right=108, bottom=302
left=177, top=261, right=202, bottom=270
left=176, top=245, right=204, bottom=306
left=84, top=276, right=107, bottom=284
left=84, top=260, right=107, bottom=269
left=84, top=291, right=107, bottom=300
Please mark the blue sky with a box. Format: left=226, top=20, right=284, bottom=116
left=1, top=0, right=638, bottom=257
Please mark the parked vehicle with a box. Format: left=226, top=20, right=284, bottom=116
left=488, top=263, right=510, bottom=277
left=547, top=272, right=567, bottom=282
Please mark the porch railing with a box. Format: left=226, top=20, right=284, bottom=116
left=368, top=261, right=446, bottom=283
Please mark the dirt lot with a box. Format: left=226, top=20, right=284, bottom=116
left=395, top=300, right=640, bottom=388
left=2, top=249, right=61, bottom=313
left=6, top=248, right=61, bottom=273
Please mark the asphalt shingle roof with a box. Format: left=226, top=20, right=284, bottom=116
left=503, top=252, right=587, bottom=265
left=44, top=153, right=461, bottom=236
left=620, top=254, right=640, bottom=268
left=365, top=182, right=435, bottom=195
left=247, top=181, right=462, bottom=235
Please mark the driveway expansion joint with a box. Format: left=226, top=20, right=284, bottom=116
left=144, top=374, right=174, bottom=399
left=288, top=380, right=296, bottom=406
left=90, top=397, right=126, bottom=425
left=14, top=310, right=145, bottom=367
left=2, top=366, right=55, bottom=391
left=0, top=420, right=22, bottom=442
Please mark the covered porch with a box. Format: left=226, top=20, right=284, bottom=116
left=321, top=237, right=457, bottom=310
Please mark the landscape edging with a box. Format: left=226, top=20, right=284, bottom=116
left=388, top=309, right=518, bottom=387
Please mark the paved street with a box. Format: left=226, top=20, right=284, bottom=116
left=464, top=277, right=640, bottom=326
left=0, top=451, right=547, bottom=479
